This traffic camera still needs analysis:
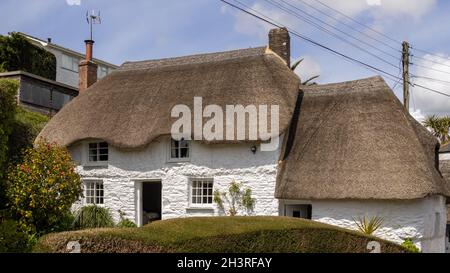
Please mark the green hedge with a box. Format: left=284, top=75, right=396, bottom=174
left=0, top=32, right=56, bottom=80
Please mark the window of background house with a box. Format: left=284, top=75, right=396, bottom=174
left=62, top=54, right=79, bottom=72
left=84, top=181, right=104, bottom=204
left=170, top=139, right=190, bottom=161
left=190, top=179, right=213, bottom=205
left=97, top=66, right=108, bottom=79
left=88, top=142, right=109, bottom=162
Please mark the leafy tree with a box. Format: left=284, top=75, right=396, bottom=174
left=291, top=58, right=319, bottom=86
left=7, top=142, right=82, bottom=234
left=213, top=181, right=255, bottom=216
left=0, top=79, right=17, bottom=209
left=423, top=115, right=450, bottom=144
left=0, top=32, right=56, bottom=80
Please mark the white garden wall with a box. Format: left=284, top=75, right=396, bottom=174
left=281, top=196, right=447, bottom=253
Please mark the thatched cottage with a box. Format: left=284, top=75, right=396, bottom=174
left=439, top=143, right=450, bottom=252
left=38, top=28, right=450, bottom=252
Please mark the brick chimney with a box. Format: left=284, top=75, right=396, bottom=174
left=268, top=27, right=291, bottom=67
left=78, top=40, right=98, bottom=93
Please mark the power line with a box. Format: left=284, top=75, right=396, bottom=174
left=295, top=0, right=400, bottom=53
left=412, top=63, right=450, bottom=76
left=264, top=0, right=400, bottom=68
left=311, top=0, right=401, bottom=45
left=411, top=75, right=450, bottom=86
left=410, top=46, right=450, bottom=62
left=219, top=0, right=450, bottom=99
left=411, top=54, right=450, bottom=69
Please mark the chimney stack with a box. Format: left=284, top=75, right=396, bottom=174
left=78, top=39, right=98, bottom=93
left=268, top=27, right=291, bottom=67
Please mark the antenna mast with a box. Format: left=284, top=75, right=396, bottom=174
left=86, top=10, right=101, bottom=41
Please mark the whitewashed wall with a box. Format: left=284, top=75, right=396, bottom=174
left=70, top=136, right=281, bottom=224
left=281, top=196, right=447, bottom=253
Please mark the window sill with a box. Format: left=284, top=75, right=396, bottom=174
left=166, top=159, right=191, bottom=164
left=83, top=162, right=109, bottom=168
left=186, top=207, right=215, bottom=211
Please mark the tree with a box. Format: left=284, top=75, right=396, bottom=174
left=423, top=115, right=450, bottom=144
left=7, top=142, right=82, bottom=234
left=291, top=58, right=319, bottom=86
left=213, top=181, right=255, bottom=216
left=0, top=79, right=17, bottom=210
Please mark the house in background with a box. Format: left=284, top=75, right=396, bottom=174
left=20, top=33, right=118, bottom=88
left=439, top=143, right=450, bottom=253
left=0, top=33, right=117, bottom=115
left=38, top=28, right=450, bottom=253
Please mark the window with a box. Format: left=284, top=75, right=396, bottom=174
left=88, top=142, right=109, bottom=162
left=62, top=54, right=79, bottom=72
left=190, top=179, right=213, bottom=205
left=84, top=181, right=104, bottom=204
left=169, top=139, right=190, bottom=161
left=97, top=66, right=109, bottom=79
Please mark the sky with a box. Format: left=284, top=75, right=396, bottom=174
left=1, top=0, right=449, bottom=119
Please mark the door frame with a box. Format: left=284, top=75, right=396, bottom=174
left=134, top=179, right=162, bottom=227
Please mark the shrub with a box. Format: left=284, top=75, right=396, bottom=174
left=73, top=205, right=114, bottom=229
left=117, top=210, right=136, bottom=228
left=213, top=181, right=255, bottom=216
left=0, top=220, right=30, bottom=253
left=401, top=239, right=420, bottom=253
left=353, top=215, right=384, bottom=236
left=0, top=33, right=56, bottom=80
left=7, top=141, right=82, bottom=234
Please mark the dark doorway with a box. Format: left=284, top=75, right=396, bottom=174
left=284, top=204, right=312, bottom=219
left=142, top=182, right=162, bottom=224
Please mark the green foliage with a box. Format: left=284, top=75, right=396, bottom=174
left=423, top=115, right=450, bottom=144
left=0, top=220, right=31, bottom=253
left=117, top=209, right=137, bottom=228
left=353, top=215, right=384, bottom=235
left=6, top=141, right=82, bottom=234
left=8, top=107, right=48, bottom=164
left=401, top=239, right=420, bottom=253
left=213, top=181, right=255, bottom=216
left=0, top=33, right=56, bottom=80
left=0, top=79, right=17, bottom=209
left=35, top=217, right=408, bottom=253
left=73, top=205, right=114, bottom=230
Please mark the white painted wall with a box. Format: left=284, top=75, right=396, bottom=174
left=70, top=136, right=281, bottom=224
left=440, top=153, right=450, bottom=161
left=281, top=196, right=448, bottom=253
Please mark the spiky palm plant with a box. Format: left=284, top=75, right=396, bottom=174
left=291, top=58, right=319, bottom=86
left=353, top=215, right=384, bottom=235
left=73, top=205, right=114, bottom=229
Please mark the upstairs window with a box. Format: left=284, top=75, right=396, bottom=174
left=88, top=142, right=109, bottom=162
left=62, top=54, right=79, bottom=72
left=169, top=139, right=190, bottom=161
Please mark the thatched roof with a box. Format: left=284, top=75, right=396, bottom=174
left=440, top=143, right=450, bottom=153
left=276, top=76, right=450, bottom=200
left=440, top=161, right=450, bottom=184
left=38, top=47, right=299, bottom=148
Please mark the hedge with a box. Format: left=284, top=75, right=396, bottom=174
left=0, top=32, right=56, bottom=80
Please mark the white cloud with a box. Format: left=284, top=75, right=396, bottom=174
left=66, top=0, right=81, bottom=6
left=292, top=56, right=322, bottom=84
left=410, top=109, right=426, bottom=123
left=411, top=54, right=450, bottom=116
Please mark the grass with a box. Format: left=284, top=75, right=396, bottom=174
left=34, top=217, right=408, bottom=253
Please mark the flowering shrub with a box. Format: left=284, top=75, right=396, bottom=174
left=7, top=141, right=82, bottom=234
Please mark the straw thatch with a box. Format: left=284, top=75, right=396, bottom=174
left=37, top=47, right=299, bottom=148
left=440, top=143, right=450, bottom=153
left=276, top=76, right=450, bottom=200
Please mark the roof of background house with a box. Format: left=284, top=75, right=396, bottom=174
left=276, top=76, right=450, bottom=200
left=0, top=70, right=78, bottom=93
left=37, top=46, right=300, bottom=148
left=440, top=143, right=450, bottom=153
left=19, top=32, right=119, bottom=68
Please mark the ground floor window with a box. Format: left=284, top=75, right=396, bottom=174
left=284, top=204, right=312, bottom=219
left=84, top=180, right=104, bottom=205
left=190, top=179, right=213, bottom=205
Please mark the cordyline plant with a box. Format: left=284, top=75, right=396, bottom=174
left=353, top=215, right=384, bottom=236
left=213, top=181, right=255, bottom=216
left=7, top=141, right=82, bottom=234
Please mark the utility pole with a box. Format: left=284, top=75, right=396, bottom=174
left=402, top=41, right=410, bottom=112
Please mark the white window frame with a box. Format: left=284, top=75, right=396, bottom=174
left=167, top=138, right=190, bottom=163
left=84, top=141, right=109, bottom=167
left=188, top=178, right=214, bottom=208
left=83, top=180, right=104, bottom=205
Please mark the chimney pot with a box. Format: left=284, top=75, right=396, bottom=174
left=268, top=27, right=291, bottom=67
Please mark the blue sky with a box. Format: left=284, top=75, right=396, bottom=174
left=1, top=0, right=449, bottom=118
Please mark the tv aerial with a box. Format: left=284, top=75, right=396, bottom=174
left=86, top=10, right=101, bottom=41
